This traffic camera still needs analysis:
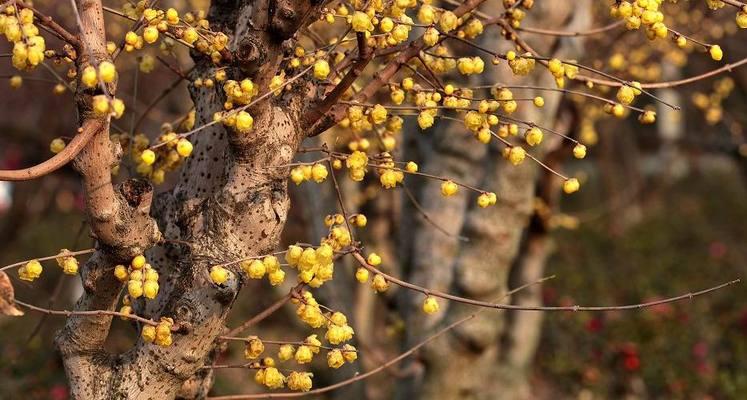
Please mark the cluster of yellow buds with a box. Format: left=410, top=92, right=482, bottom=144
left=415, top=97, right=440, bottom=130
left=80, top=60, right=116, bottom=87
left=462, top=18, right=484, bottom=39
left=240, top=255, right=286, bottom=286
left=292, top=291, right=325, bottom=328
left=141, top=317, right=174, bottom=346
left=327, top=344, right=357, bottom=368
left=377, top=153, right=405, bottom=189
left=117, top=255, right=160, bottom=300
left=290, top=163, right=328, bottom=185
left=545, top=57, right=578, bottom=88
left=325, top=312, right=355, bottom=345
left=508, top=52, right=536, bottom=77
left=421, top=46, right=458, bottom=74
left=268, top=328, right=358, bottom=372
left=286, top=243, right=335, bottom=288
left=602, top=102, right=626, bottom=119
left=610, top=1, right=662, bottom=32
left=384, top=15, right=413, bottom=46
left=216, top=109, right=254, bottom=134
left=490, top=87, right=520, bottom=114
left=503, top=146, right=527, bottom=166
left=255, top=362, right=286, bottom=390
left=296, top=335, right=322, bottom=364
left=691, top=76, right=733, bottom=125
left=193, top=68, right=228, bottom=88
left=360, top=254, right=390, bottom=293
left=114, top=122, right=194, bottom=183
left=610, top=0, right=690, bottom=45
left=423, top=27, right=440, bottom=47
left=504, top=0, right=531, bottom=27
left=495, top=123, right=520, bottom=139
left=457, top=56, right=485, bottom=75
left=345, top=150, right=369, bottom=181
left=477, top=192, right=498, bottom=208
left=287, top=371, right=313, bottom=392
left=327, top=222, right=353, bottom=251
left=18, top=260, right=43, bottom=282
left=55, top=249, right=80, bottom=275
left=222, top=79, right=258, bottom=108
left=616, top=82, right=642, bottom=106
left=342, top=104, right=387, bottom=136
left=328, top=2, right=414, bottom=48
left=1, top=7, right=46, bottom=71
left=463, top=110, right=498, bottom=142
left=91, top=95, right=126, bottom=119
left=121, top=3, right=228, bottom=63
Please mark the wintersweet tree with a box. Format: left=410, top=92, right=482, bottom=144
left=0, top=0, right=744, bottom=399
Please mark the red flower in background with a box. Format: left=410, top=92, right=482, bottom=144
left=692, top=341, right=708, bottom=359
left=623, top=355, right=641, bottom=371
left=586, top=316, right=603, bottom=333
left=49, top=384, right=68, bottom=400
left=708, top=241, right=727, bottom=260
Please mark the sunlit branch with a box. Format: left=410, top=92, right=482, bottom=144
left=491, top=18, right=680, bottom=110
left=0, top=120, right=103, bottom=182
left=351, top=252, right=739, bottom=312
left=516, top=20, right=624, bottom=37
left=208, top=275, right=553, bottom=399
left=0, top=248, right=95, bottom=272
left=15, top=299, right=159, bottom=326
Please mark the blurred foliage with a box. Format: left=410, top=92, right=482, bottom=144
left=538, top=170, right=747, bottom=399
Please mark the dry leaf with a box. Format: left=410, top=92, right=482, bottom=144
left=0, top=270, right=24, bottom=316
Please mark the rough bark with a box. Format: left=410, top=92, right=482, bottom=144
left=57, top=0, right=323, bottom=398
left=397, top=3, right=591, bottom=399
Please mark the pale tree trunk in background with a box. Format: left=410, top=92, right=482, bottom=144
left=397, top=3, right=591, bottom=399
left=656, top=63, right=684, bottom=175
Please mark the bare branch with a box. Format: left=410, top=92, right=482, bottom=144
left=0, top=124, right=98, bottom=181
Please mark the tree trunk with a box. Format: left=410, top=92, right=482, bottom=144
left=397, top=3, right=590, bottom=399
left=57, top=1, right=320, bottom=398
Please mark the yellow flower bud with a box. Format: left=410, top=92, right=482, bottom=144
left=422, top=296, right=439, bottom=314
left=313, top=59, right=330, bottom=80
left=563, top=178, right=580, bottom=194
left=440, top=180, right=458, bottom=197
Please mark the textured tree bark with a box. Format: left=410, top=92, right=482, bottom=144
left=56, top=1, right=322, bottom=398
left=397, top=3, right=591, bottom=399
